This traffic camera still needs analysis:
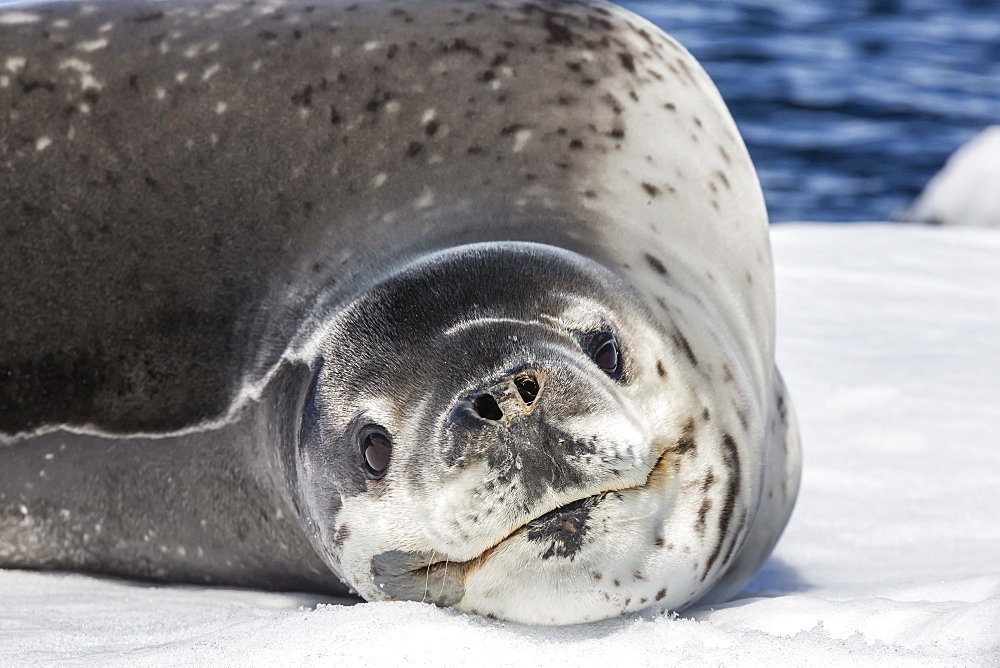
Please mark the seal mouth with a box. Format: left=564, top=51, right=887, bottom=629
left=403, top=448, right=672, bottom=587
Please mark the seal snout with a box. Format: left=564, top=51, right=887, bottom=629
left=470, top=371, right=544, bottom=425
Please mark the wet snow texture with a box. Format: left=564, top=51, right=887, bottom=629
left=1, top=225, right=999, bottom=665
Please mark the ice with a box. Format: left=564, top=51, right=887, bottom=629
left=910, top=126, right=1000, bottom=227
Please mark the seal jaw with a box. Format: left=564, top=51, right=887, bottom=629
left=368, top=450, right=671, bottom=612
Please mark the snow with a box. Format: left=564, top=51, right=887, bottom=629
left=2, top=224, right=999, bottom=665
left=910, top=126, right=1000, bottom=227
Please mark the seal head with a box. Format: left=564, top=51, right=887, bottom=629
left=295, top=242, right=765, bottom=624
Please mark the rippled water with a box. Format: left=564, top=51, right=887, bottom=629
left=618, top=0, right=1000, bottom=222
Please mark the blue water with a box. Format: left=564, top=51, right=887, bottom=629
left=617, top=0, right=1000, bottom=222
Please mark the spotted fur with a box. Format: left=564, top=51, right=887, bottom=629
left=0, top=0, right=800, bottom=625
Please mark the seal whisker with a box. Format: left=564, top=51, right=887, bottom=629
left=422, top=549, right=438, bottom=604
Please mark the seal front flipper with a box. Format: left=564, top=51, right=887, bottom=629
left=0, top=360, right=348, bottom=596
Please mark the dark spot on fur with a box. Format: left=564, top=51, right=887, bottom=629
left=702, top=469, right=716, bottom=492
left=424, top=120, right=440, bottom=137
left=672, top=330, right=698, bottom=367
left=633, top=571, right=647, bottom=581
left=671, top=418, right=697, bottom=457
left=591, top=571, right=603, bottom=581
left=441, top=38, right=483, bottom=57
left=405, top=141, right=423, bottom=157
left=676, top=57, right=695, bottom=83
left=695, top=498, right=711, bottom=536
left=654, top=537, right=665, bottom=547
left=719, top=509, right=748, bottom=570
left=541, top=12, right=573, bottom=45
left=500, top=123, right=523, bottom=136
left=655, top=588, right=667, bottom=601
left=617, top=51, right=636, bottom=73
left=333, top=523, right=350, bottom=548
left=656, top=360, right=666, bottom=378
left=608, top=128, right=625, bottom=139
left=600, top=93, right=623, bottom=114
left=613, top=578, right=621, bottom=587
left=664, top=102, right=677, bottom=111
left=329, top=105, right=341, bottom=124
left=133, top=10, right=164, bottom=22
left=569, top=139, right=583, bottom=149
left=644, top=253, right=667, bottom=275
left=702, top=408, right=711, bottom=421
left=16, top=77, right=56, bottom=95
left=703, top=434, right=742, bottom=580
left=716, top=170, right=731, bottom=190
left=642, top=182, right=660, bottom=197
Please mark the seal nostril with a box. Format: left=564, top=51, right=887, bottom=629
left=514, top=374, right=539, bottom=406
left=472, top=393, right=504, bottom=421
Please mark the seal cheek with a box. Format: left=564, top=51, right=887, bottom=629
left=370, top=549, right=466, bottom=607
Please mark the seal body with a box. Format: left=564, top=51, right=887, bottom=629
left=0, top=0, right=800, bottom=624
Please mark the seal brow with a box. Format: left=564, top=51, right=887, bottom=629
left=443, top=316, right=548, bottom=336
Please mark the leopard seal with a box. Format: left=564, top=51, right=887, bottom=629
left=0, top=0, right=801, bottom=624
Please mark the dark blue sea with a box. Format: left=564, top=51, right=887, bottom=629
left=617, top=0, right=1000, bottom=222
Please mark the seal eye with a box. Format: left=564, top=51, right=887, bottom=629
left=586, top=332, right=622, bottom=379
left=360, top=426, right=392, bottom=478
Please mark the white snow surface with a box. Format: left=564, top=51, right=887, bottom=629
left=911, top=126, right=1000, bottom=227
left=2, top=224, right=999, bottom=665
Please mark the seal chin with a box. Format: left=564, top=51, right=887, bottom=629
left=369, top=448, right=672, bottom=618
